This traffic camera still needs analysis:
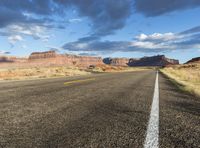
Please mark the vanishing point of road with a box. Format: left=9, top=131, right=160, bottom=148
left=0, top=70, right=200, bottom=147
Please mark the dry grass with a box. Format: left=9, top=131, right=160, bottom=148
left=160, top=63, right=200, bottom=96
left=88, top=65, right=152, bottom=73
left=0, top=66, right=90, bottom=80
left=0, top=65, right=150, bottom=81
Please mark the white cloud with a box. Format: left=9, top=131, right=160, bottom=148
left=75, top=43, right=88, bottom=49
left=8, top=24, right=46, bottom=39
left=131, top=31, right=200, bottom=51
left=8, top=35, right=23, bottom=44
left=68, top=18, right=82, bottom=23
left=136, top=32, right=178, bottom=41
left=136, top=33, right=148, bottom=40
left=130, top=40, right=173, bottom=50
left=0, top=24, right=52, bottom=45
left=131, top=41, right=158, bottom=49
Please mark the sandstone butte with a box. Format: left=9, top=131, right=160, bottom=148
left=0, top=51, right=179, bottom=68
left=185, top=57, right=200, bottom=64
left=28, top=51, right=104, bottom=67
left=103, top=55, right=179, bottom=67
left=0, top=51, right=104, bottom=68
left=103, top=57, right=130, bottom=66
left=127, top=55, right=179, bottom=67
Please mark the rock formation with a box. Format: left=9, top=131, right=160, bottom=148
left=103, top=58, right=112, bottom=65
left=128, top=55, right=179, bottom=67
left=186, top=57, right=200, bottom=64
left=103, top=57, right=129, bottom=66
left=28, top=51, right=104, bottom=67
left=103, top=55, right=179, bottom=67
left=0, top=56, right=27, bottom=63
left=29, top=51, right=57, bottom=60
left=110, top=58, right=129, bottom=66
left=1, top=51, right=179, bottom=69
left=0, top=56, right=14, bottom=62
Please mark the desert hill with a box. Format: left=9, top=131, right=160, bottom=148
left=103, top=55, right=179, bottom=67
left=186, top=57, right=200, bottom=64
left=0, top=51, right=179, bottom=68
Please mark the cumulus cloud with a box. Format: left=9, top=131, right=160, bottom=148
left=135, top=32, right=178, bottom=42
left=0, top=0, right=134, bottom=47
left=62, top=26, right=200, bottom=54
left=62, top=38, right=172, bottom=54
left=134, top=0, right=200, bottom=16
left=0, top=0, right=132, bottom=38
left=8, top=24, right=48, bottom=39
left=54, top=0, right=132, bottom=37
left=1, top=0, right=200, bottom=54
left=0, top=23, right=51, bottom=45
left=8, top=35, right=23, bottom=45
left=0, top=0, right=55, bottom=28
left=63, top=40, right=129, bottom=52
left=131, top=30, right=200, bottom=51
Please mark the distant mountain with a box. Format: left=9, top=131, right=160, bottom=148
left=1, top=51, right=179, bottom=68
left=0, top=51, right=104, bottom=68
left=0, top=56, right=14, bottom=63
left=103, top=55, right=179, bottom=67
left=128, top=55, right=179, bottom=67
left=186, top=57, right=200, bottom=64
left=103, top=57, right=129, bottom=66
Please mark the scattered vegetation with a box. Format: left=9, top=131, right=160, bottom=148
left=0, top=66, right=90, bottom=80
left=87, top=64, right=151, bottom=73
left=0, top=65, right=150, bottom=81
left=160, top=63, right=200, bottom=97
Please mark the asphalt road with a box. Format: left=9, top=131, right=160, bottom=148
left=0, top=70, right=199, bottom=148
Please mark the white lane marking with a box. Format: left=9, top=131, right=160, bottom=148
left=144, top=71, right=159, bottom=148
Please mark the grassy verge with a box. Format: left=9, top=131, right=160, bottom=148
left=160, top=63, right=200, bottom=97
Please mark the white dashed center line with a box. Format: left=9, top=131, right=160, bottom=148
left=144, top=71, right=159, bottom=148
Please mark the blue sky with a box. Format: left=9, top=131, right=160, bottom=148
left=0, top=0, right=200, bottom=63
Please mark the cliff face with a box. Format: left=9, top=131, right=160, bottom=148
left=110, top=58, right=129, bottom=66
left=103, top=55, right=179, bottom=67
left=63, top=54, right=103, bottom=66
left=0, top=56, right=27, bottom=63
left=186, top=57, right=200, bottom=64
left=28, top=51, right=103, bottom=67
left=1, top=51, right=179, bottom=68
left=103, top=58, right=129, bottom=66
left=103, top=58, right=112, bottom=65
left=29, top=51, right=57, bottom=60
left=128, top=55, right=179, bottom=67
left=0, top=56, right=14, bottom=63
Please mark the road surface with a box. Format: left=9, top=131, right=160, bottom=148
left=0, top=70, right=199, bottom=147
